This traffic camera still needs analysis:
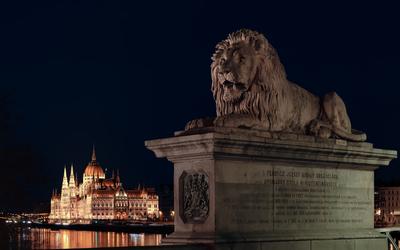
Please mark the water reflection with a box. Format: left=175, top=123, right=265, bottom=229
left=9, top=227, right=162, bottom=249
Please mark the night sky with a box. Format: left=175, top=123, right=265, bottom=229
left=1, top=1, right=400, bottom=211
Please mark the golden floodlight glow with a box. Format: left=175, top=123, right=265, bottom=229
left=49, top=147, right=160, bottom=223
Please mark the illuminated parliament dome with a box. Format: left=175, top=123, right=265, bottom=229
left=84, top=146, right=105, bottom=178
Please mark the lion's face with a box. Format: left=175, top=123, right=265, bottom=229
left=212, top=29, right=287, bottom=118
left=216, top=42, right=259, bottom=103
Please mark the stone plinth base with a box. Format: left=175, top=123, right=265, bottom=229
left=164, top=237, right=387, bottom=250
left=163, top=229, right=386, bottom=243
left=145, top=127, right=396, bottom=250
left=163, top=237, right=386, bottom=250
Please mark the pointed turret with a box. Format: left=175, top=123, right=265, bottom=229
left=69, top=164, right=76, bottom=188
left=69, top=164, right=76, bottom=197
left=113, top=169, right=120, bottom=187
left=60, top=165, right=71, bottom=219
left=62, top=166, right=69, bottom=188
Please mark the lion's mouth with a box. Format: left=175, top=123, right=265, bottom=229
left=222, top=80, right=247, bottom=91
left=222, top=80, right=247, bottom=103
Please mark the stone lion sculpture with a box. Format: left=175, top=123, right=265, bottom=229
left=186, top=29, right=366, bottom=142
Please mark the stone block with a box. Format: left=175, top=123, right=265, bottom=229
left=216, top=242, right=261, bottom=250
left=354, top=238, right=388, bottom=250
left=311, top=239, right=354, bottom=250
left=261, top=241, right=310, bottom=250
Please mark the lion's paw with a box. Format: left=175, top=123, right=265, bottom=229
left=185, top=117, right=214, bottom=131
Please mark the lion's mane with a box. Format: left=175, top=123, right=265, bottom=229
left=211, top=29, right=289, bottom=127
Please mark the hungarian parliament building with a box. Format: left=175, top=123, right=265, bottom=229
left=49, top=147, right=159, bottom=223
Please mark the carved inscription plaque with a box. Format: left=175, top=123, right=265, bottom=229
left=180, top=170, right=209, bottom=223
left=272, top=166, right=373, bottom=230
left=216, top=162, right=373, bottom=232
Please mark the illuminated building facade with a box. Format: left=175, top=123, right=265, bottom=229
left=374, top=186, right=400, bottom=227
left=49, top=147, right=159, bottom=223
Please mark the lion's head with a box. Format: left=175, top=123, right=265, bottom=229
left=211, top=29, right=287, bottom=120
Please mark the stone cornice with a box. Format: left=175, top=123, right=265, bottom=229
left=145, top=128, right=397, bottom=169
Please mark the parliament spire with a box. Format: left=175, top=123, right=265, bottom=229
left=92, top=145, right=96, bottom=162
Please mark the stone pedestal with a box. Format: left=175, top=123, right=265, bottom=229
left=145, top=127, right=397, bottom=250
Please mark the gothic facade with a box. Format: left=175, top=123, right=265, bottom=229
left=49, top=148, right=159, bottom=223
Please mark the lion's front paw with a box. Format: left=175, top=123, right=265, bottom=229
left=185, top=117, right=214, bottom=131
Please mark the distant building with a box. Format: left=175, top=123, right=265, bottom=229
left=374, top=186, right=400, bottom=227
left=49, top=147, right=159, bottom=223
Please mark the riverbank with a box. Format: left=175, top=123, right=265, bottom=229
left=8, top=221, right=174, bottom=234
left=1, top=224, right=165, bottom=249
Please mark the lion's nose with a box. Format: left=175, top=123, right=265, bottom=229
left=220, top=67, right=230, bottom=75
left=224, top=72, right=235, bottom=82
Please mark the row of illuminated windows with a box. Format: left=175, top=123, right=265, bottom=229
left=94, top=212, right=147, bottom=216
left=382, top=201, right=400, bottom=207
left=386, top=196, right=400, bottom=201
left=115, top=202, right=129, bottom=207
left=93, top=202, right=157, bottom=208
left=381, top=190, right=400, bottom=195
left=94, top=212, right=113, bottom=216
left=94, top=203, right=113, bottom=208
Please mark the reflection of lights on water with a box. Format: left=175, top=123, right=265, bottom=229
left=122, top=233, right=126, bottom=244
left=12, top=228, right=162, bottom=249
left=128, top=233, right=146, bottom=246
left=62, top=232, right=70, bottom=249
left=129, top=233, right=142, bottom=245
left=107, top=232, right=111, bottom=247
left=129, top=233, right=142, bottom=239
left=94, top=231, right=99, bottom=248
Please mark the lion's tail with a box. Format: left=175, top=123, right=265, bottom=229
left=331, top=126, right=367, bottom=142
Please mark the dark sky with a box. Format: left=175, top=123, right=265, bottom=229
left=1, top=1, right=400, bottom=211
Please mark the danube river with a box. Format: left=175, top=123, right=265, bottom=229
left=1, top=224, right=163, bottom=249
